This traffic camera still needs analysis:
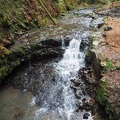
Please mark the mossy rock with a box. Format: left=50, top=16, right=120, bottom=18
left=97, top=78, right=120, bottom=120
left=97, top=78, right=109, bottom=105
left=85, top=49, right=102, bottom=79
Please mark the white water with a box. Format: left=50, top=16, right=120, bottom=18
left=56, top=36, right=84, bottom=120
left=55, top=33, right=92, bottom=120
left=31, top=32, right=93, bottom=120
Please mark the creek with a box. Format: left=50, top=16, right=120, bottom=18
left=0, top=8, right=105, bottom=120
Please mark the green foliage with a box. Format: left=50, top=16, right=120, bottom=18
left=97, top=78, right=120, bottom=119
left=102, top=60, right=114, bottom=72
left=0, top=45, right=10, bottom=58
left=56, top=0, right=67, bottom=14
left=0, top=14, right=8, bottom=26
left=105, top=98, right=120, bottom=120
left=0, top=32, right=4, bottom=40
left=98, top=0, right=109, bottom=4
left=13, top=59, right=21, bottom=67
left=0, top=65, right=10, bottom=78
left=0, top=59, right=20, bottom=79
left=38, top=17, right=50, bottom=27
left=105, top=61, right=114, bottom=68
left=97, top=78, right=109, bottom=105
left=4, top=48, right=10, bottom=55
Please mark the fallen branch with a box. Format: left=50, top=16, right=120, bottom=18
left=37, top=0, right=57, bottom=25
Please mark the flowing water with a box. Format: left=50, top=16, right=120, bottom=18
left=0, top=8, right=105, bottom=120
left=31, top=32, right=93, bottom=120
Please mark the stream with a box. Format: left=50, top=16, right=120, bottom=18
left=33, top=31, right=91, bottom=120
left=0, top=8, right=105, bottom=120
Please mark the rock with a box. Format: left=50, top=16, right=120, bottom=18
left=70, top=82, right=79, bottom=90
left=83, top=113, right=90, bottom=119
left=75, top=90, right=81, bottom=98
left=82, top=97, right=95, bottom=106
left=102, top=33, right=106, bottom=37
left=97, top=23, right=104, bottom=28
left=14, top=111, right=24, bottom=119
left=93, top=40, right=99, bottom=46
left=92, top=115, right=102, bottom=120
left=86, top=97, right=95, bottom=106
left=70, top=79, right=81, bottom=86
left=104, top=26, right=112, bottom=31
left=90, top=13, right=96, bottom=19
left=89, top=79, right=96, bottom=84
left=78, top=97, right=95, bottom=111
left=80, top=40, right=90, bottom=52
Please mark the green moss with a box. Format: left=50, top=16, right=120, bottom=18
left=102, top=60, right=115, bottom=72
left=14, top=47, right=26, bottom=56
left=56, top=0, right=66, bottom=14
left=105, top=101, right=120, bottom=120
left=0, top=57, right=8, bottom=65
left=85, top=50, right=92, bottom=63
left=0, top=46, right=10, bottom=58
left=105, top=61, right=114, bottom=68
left=97, top=78, right=120, bottom=119
left=0, top=58, right=21, bottom=79
left=4, top=48, right=10, bottom=55
left=0, top=65, right=10, bottom=79
left=85, top=50, right=95, bottom=63
left=98, top=0, right=109, bottom=4
left=0, top=31, right=5, bottom=40
left=38, top=17, right=50, bottom=27
left=13, top=59, right=21, bottom=67
left=97, top=78, right=109, bottom=105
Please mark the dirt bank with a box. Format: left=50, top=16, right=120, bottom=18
left=89, top=3, right=120, bottom=119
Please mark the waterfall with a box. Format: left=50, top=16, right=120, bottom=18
left=55, top=33, right=87, bottom=120
left=56, top=36, right=85, bottom=76
left=32, top=32, right=93, bottom=120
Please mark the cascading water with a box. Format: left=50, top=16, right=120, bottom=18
left=32, top=32, right=93, bottom=120
left=55, top=33, right=85, bottom=120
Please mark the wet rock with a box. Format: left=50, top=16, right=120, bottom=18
left=70, top=79, right=81, bottom=86
left=89, top=79, right=96, bottom=84
left=90, top=17, right=104, bottom=28
left=92, top=115, right=102, bottom=120
left=70, top=82, right=79, bottom=90
left=83, top=113, right=90, bottom=119
left=97, top=23, right=104, bottom=28
left=102, top=33, right=106, bottom=37
left=77, top=99, right=91, bottom=111
left=85, top=97, right=95, bottom=106
left=79, top=67, right=96, bottom=85
left=104, top=26, right=112, bottom=31
left=80, top=40, right=90, bottom=52
left=14, top=111, right=24, bottom=119
left=75, top=90, right=81, bottom=98
left=78, top=97, right=95, bottom=111
left=79, top=67, right=93, bottom=74
left=90, top=13, right=96, bottom=19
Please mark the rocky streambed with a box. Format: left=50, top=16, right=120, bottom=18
left=0, top=6, right=119, bottom=120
